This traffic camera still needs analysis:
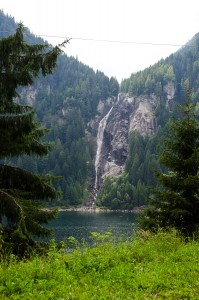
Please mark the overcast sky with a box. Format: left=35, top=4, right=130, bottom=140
left=1, top=0, right=199, bottom=82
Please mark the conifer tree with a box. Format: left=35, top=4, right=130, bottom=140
left=140, top=91, right=199, bottom=237
left=0, top=23, right=66, bottom=255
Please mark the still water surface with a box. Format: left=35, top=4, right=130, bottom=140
left=47, top=211, right=138, bottom=243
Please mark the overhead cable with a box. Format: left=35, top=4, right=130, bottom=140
left=0, top=30, right=197, bottom=48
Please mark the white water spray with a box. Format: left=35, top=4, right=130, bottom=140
left=117, top=93, right=120, bottom=103
left=94, top=106, right=113, bottom=189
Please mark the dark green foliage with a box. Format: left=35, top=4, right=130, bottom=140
left=18, top=39, right=119, bottom=206
left=97, top=132, right=161, bottom=210
left=41, top=110, right=92, bottom=205
left=116, top=32, right=199, bottom=211
left=0, top=23, right=63, bottom=255
left=140, top=93, right=199, bottom=237
left=121, top=33, right=199, bottom=131
left=2, top=10, right=199, bottom=215
left=121, top=33, right=199, bottom=109
left=26, top=61, right=118, bottom=204
left=0, top=112, right=49, bottom=157
left=96, top=174, right=135, bottom=210
left=121, top=61, right=175, bottom=97
left=33, top=55, right=119, bottom=122
left=0, top=11, right=119, bottom=206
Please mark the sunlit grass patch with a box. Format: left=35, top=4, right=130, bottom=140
left=0, top=230, right=199, bottom=299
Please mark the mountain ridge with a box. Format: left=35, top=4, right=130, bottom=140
left=1, top=10, right=199, bottom=209
left=96, top=30, right=199, bottom=209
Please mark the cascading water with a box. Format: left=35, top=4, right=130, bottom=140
left=117, top=93, right=120, bottom=103
left=94, top=106, right=113, bottom=190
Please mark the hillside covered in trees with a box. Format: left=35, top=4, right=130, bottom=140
left=97, top=34, right=199, bottom=210
left=0, top=10, right=119, bottom=206
left=1, top=10, right=198, bottom=210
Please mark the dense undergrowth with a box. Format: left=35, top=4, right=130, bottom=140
left=0, top=230, right=199, bottom=299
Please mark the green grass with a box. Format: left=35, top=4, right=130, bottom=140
left=0, top=230, right=199, bottom=299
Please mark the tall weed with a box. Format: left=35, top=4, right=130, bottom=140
left=0, top=230, right=199, bottom=299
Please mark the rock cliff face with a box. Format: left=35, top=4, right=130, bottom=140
left=94, top=81, right=175, bottom=190
left=94, top=94, right=131, bottom=189
left=129, top=94, right=158, bottom=136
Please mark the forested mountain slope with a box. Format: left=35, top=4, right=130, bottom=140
left=1, top=10, right=198, bottom=209
left=121, top=32, right=199, bottom=103
left=97, top=33, right=199, bottom=209
left=0, top=10, right=119, bottom=206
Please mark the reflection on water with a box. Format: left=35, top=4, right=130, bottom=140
left=45, top=211, right=138, bottom=243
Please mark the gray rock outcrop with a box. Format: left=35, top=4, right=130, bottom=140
left=93, top=82, right=175, bottom=190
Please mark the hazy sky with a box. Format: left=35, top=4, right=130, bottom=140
left=1, top=0, right=199, bottom=82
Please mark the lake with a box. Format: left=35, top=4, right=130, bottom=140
left=46, top=210, right=139, bottom=244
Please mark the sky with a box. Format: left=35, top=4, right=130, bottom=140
left=1, top=0, right=199, bottom=82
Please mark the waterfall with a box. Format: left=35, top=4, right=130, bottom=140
left=94, top=106, right=113, bottom=189
left=117, top=93, right=120, bottom=103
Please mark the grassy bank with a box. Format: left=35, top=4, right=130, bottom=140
left=0, top=230, right=199, bottom=299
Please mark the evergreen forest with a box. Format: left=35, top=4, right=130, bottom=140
left=0, top=10, right=199, bottom=299
left=0, top=10, right=119, bottom=206
left=97, top=34, right=199, bottom=210
left=0, top=10, right=199, bottom=211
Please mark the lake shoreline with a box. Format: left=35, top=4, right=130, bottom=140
left=45, top=205, right=146, bottom=214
